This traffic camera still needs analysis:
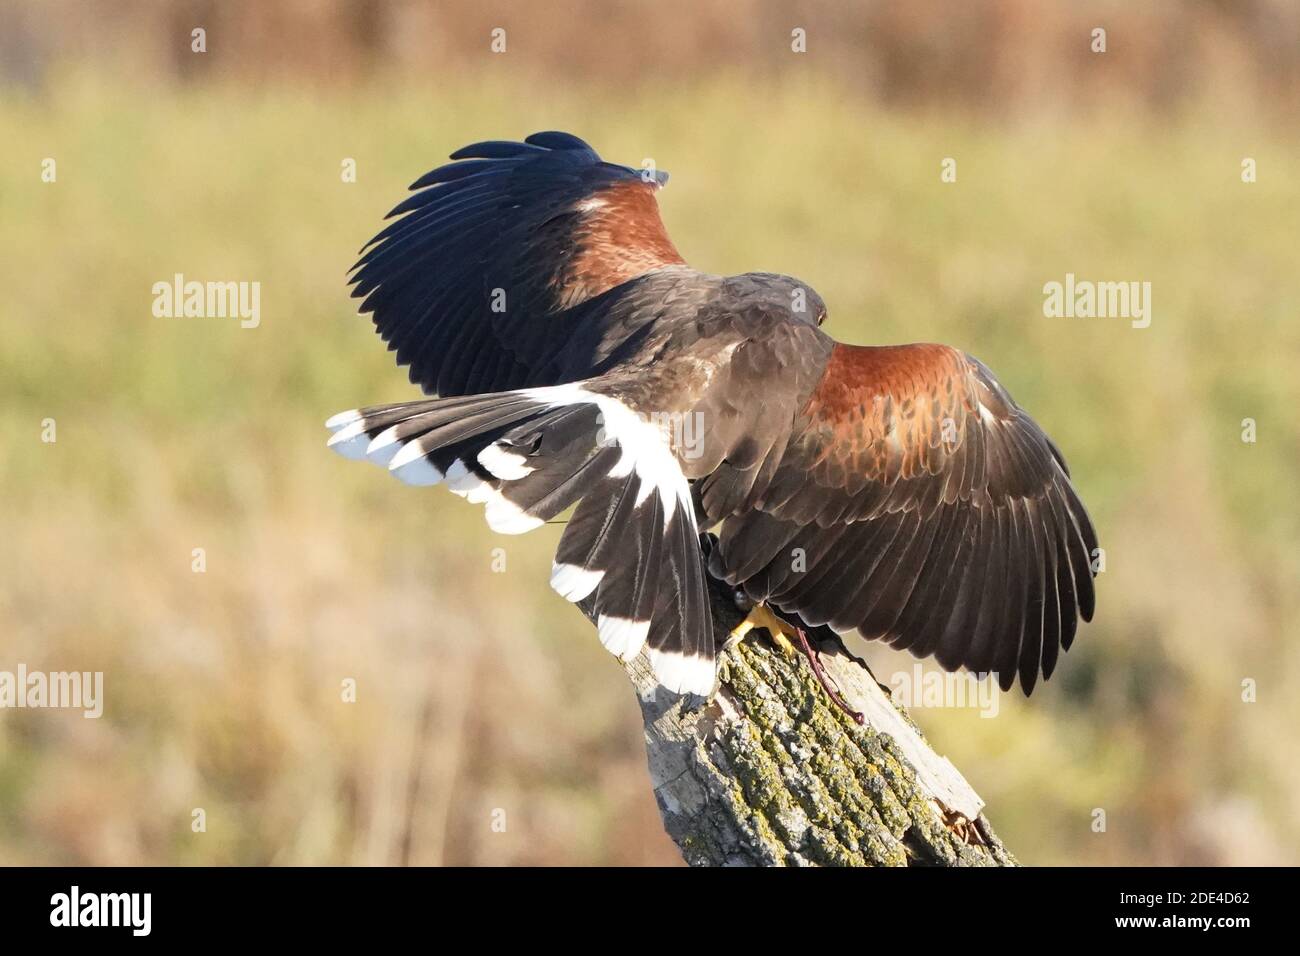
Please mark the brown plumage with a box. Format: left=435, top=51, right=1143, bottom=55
left=330, top=131, right=1097, bottom=697
left=561, top=178, right=687, bottom=305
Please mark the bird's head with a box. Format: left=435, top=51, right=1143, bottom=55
left=737, top=272, right=828, bottom=326
left=806, top=287, right=829, bottom=326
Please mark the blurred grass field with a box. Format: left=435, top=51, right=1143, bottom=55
left=1, top=69, right=1298, bottom=865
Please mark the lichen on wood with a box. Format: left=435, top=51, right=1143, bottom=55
left=586, top=574, right=1018, bottom=867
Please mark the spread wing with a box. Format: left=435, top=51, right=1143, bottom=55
left=703, top=336, right=1098, bottom=694
left=349, top=131, right=705, bottom=396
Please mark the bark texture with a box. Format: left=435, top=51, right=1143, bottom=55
left=586, top=573, right=1017, bottom=867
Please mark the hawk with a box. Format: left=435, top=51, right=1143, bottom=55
left=327, top=131, right=1097, bottom=702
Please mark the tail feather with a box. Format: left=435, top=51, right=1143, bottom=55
left=327, top=382, right=716, bottom=696
left=645, top=498, right=713, bottom=691
left=503, top=443, right=621, bottom=520
left=574, top=473, right=658, bottom=660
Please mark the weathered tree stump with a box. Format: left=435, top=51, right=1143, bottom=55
left=585, top=569, right=1016, bottom=866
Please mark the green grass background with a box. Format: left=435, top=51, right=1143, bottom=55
left=1, top=71, right=1297, bottom=864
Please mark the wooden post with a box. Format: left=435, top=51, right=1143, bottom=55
left=586, top=571, right=1017, bottom=866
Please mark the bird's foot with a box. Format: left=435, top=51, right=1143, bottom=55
left=726, top=598, right=866, bottom=725
left=792, top=627, right=865, bottom=725
left=727, top=603, right=798, bottom=658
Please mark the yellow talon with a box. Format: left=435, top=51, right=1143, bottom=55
left=728, top=603, right=798, bottom=658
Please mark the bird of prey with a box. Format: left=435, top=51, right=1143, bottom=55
left=327, top=131, right=1097, bottom=702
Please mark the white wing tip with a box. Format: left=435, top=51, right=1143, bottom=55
left=646, top=648, right=716, bottom=697
left=388, top=443, right=443, bottom=486
left=326, top=421, right=371, bottom=459
left=484, top=497, right=545, bottom=534
left=365, top=427, right=404, bottom=466
left=439, top=459, right=544, bottom=534
left=326, top=408, right=362, bottom=432
left=597, top=615, right=650, bottom=661
left=478, top=442, right=534, bottom=481
left=550, top=563, right=603, bottom=603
